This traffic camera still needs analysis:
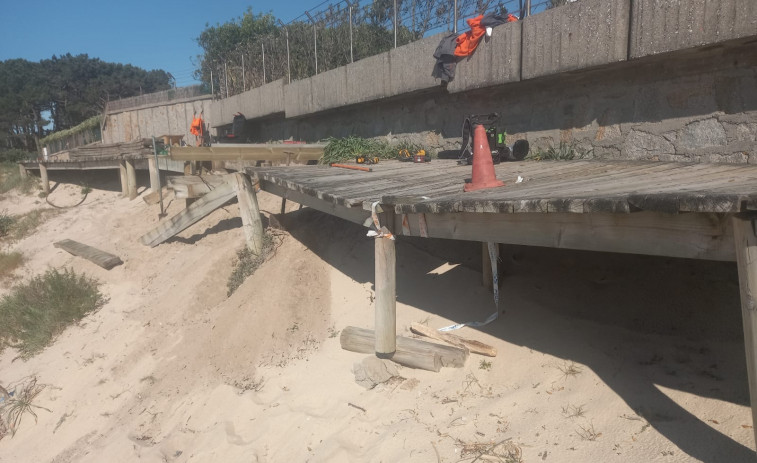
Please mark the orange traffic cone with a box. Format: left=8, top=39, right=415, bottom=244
left=464, top=124, right=505, bottom=192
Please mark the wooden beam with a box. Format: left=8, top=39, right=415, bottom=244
left=340, top=326, right=469, bottom=371
left=170, top=144, right=324, bottom=162
left=18, top=164, right=27, bottom=178
left=230, top=172, right=264, bottom=254
left=125, top=159, right=137, bottom=200
left=39, top=163, right=49, bottom=194
left=258, top=179, right=371, bottom=226
left=54, top=239, right=123, bottom=270
left=375, top=235, right=397, bottom=356
left=139, top=182, right=236, bottom=247
left=732, top=215, right=757, bottom=451
left=168, top=174, right=227, bottom=199
left=410, top=322, right=497, bottom=357
left=143, top=186, right=170, bottom=205
left=119, top=161, right=128, bottom=197
left=399, top=211, right=735, bottom=262
left=148, top=157, right=160, bottom=192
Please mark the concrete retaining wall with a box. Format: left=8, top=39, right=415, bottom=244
left=210, top=79, right=285, bottom=127
left=102, top=97, right=213, bottom=145
left=630, top=0, right=757, bottom=58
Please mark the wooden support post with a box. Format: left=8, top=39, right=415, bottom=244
left=230, top=172, right=264, bottom=255
left=18, top=164, right=27, bottom=178
left=119, top=161, right=128, bottom=197
left=375, top=234, right=396, bottom=357
left=483, top=242, right=500, bottom=291
left=732, top=216, right=757, bottom=451
left=39, top=163, right=49, bottom=195
left=125, top=159, right=137, bottom=200
left=148, top=157, right=160, bottom=192
left=280, top=197, right=287, bottom=215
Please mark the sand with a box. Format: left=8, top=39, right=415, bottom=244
left=0, top=171, right=754, bottom=462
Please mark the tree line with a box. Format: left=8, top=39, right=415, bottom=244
left=0, top=54, right=172, bottom=152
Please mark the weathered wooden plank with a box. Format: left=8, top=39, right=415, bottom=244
left=410, top=322, right=497, bottom=357
left=733, top=215, right=757, bottom=447
left=54, top=239, right=123, bottom=270
left=171, top=144, right=325, bottom=162
left=340, top=326, right=468, bottom=370
left=168, top=174, right=228, bottom=199
left=230, top=173, right=264, bottom=254
left=139, top=182, right=236, bottom=247
left=375, top=235, right=396, bottom=356
left=401, top=211, right=735, bottom=261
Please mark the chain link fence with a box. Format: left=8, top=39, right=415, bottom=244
left=202, top=0, right=565, bottom=98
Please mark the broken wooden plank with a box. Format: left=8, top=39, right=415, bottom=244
left=54, top=239, right=123, bottom=270
left=410, top=322, right=497, bottom=357
left=340, top=326, right=468, bottom=370
left=168, top=174, right=228, bottom=199
left=229, top=172, right=264, bottom=254
left=138, top=182, right=236, bottom=247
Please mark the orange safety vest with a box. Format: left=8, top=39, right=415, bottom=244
left=454, top=14, right=519, bottom=57
left=190, top=117, right=204, bottom=136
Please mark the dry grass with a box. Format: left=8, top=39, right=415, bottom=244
left=561, top=403, right=587, bottom=419
left=556, top=360, right=583, bottom=380
left=456, top=438, right=523, bottom=463
left=576, top=421, right=602, bottom=441
left=0, top=162, right=36, bottom=196
left=0, top=376, right=50, bottom=438
left=8, top=210, right=60, bottom=241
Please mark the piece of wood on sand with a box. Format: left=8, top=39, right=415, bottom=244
left=142, top=186, right=171, bottom=205
left=410, top=322, right=497, bottom=357
left=138, top=181, right=236, bottom=247
left=340, top=326, right=468, bottom=372
left=53, top=239, right=123, bottom=270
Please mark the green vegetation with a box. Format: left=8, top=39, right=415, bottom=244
left=320, top=136, right=431, bottom=164
left=0, top=162, right=36, bottom=195
left=1, top=55, right=172, bottom=152
left=527, top=141, right=593, bottom=161
left=0, top=251, right=23, bottom=280
left=227, top=232, right=276, bottom=296
left=0, top=268, right=105, bottom=357
left=2, top=210, right=60, bottom=242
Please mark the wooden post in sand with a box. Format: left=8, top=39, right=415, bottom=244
left=39, top=162, right=49, bottom=195
left=125, top=159, right=137, bottom=200
left=732, top=215, right=757, bottom=449
left=18, top=164, right=27, bottom=178
left=148, top=157, right=160, bottom=192
left=230, top=172, right=264, bottom=255
left=119, top=161, right=128, bottom=197
left=375, top=209, right=396, bottom=357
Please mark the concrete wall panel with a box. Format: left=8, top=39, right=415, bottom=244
left=389, top=33, right=442, bottom=95
left=449, top=22, right=522, bottom=93
left=630, top=0, right=757, bottom=58
left=522, top=0, right=630, bottom=80
left=284, top=78, right=314, bottom=118
left=311, top=67, right=348, bottom=113
left=346, top=53, right=391, bottom=106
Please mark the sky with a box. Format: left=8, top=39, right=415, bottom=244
left=1, top=0, right=329, bottom=87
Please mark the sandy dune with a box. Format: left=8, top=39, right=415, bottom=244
left=0, top=171, right=754, bottom=462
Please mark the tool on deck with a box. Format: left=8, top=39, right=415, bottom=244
left=330, top=163, right=372, bottom=172
left=398, top=148, right=430, bottom=163
left=356, top=155, right=380, bottom=165
left=458, top=113, right=529, bottom=165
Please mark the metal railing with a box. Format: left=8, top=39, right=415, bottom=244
left=203, top=0, right=564, bottom=98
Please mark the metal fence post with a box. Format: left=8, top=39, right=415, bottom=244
left=241, top=53, right=246, bottom=91
left=454, top=0, right=458, bottom=33
left=349, top=3, right=354, bottom=63
left=278, top=20, right=291, bottom=84
left=305, top=11, right=318, bottom=75
left=262, top=42, right=266, bottom=84
left=394, top=0, right=398, bottom=48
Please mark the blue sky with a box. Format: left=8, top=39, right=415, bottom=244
left=1, top=1, right=326, bottom=87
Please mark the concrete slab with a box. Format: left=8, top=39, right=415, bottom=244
left=449, top=21, right=522, bottom=93
left=311, top=67, right=348, bottom=113
left=522, top=0, right=630, bottom=80
left=283, top=77, right=314, bottom=118
left=211, top=80, right=285, bottom=125
left=630, top=0, right=757, bottom=58
left=346, top=53, right=391, bottom=106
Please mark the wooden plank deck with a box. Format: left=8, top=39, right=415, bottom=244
left=171, top=143, right=325, bottom=163
left=252, top=160, right=757, bottom=215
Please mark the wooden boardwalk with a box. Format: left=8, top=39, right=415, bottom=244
left=251, top=158, right=757, bottom=452
left=253, top=159, right=757, bottom=214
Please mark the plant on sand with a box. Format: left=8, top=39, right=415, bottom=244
left=227, top=230, right=281, bottom=296
left=0, top=376, right=50, bottom=438
left=0, top=268, right=105, bottom=357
